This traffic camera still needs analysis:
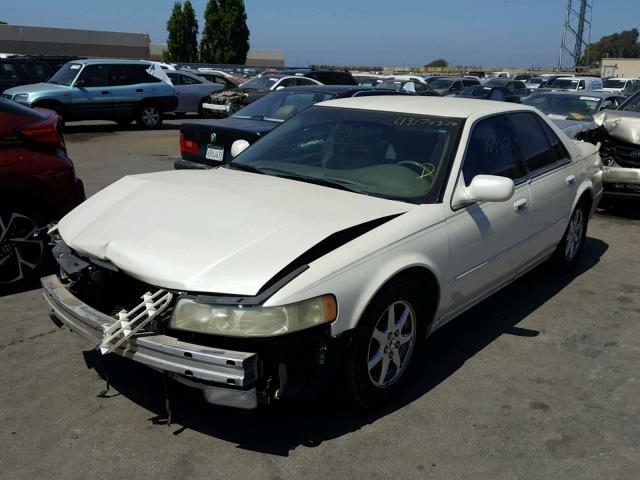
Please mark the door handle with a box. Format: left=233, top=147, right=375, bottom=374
left=101, top=91, right=110, bottom=95
left=136, top=88, right=143, bottom=92
left=565, top=175, right=576, bottom=184
left=514, top=198, right=529, bottom=212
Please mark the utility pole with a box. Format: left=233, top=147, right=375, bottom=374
left=558, top=0, right=593, bottom=70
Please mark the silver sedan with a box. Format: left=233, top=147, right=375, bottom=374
left=166, top=70, right=224, bottom=116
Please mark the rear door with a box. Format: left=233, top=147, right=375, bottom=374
left=506, top=112, right=578, bottom=267
left=70, top=64, right=112, bottom=119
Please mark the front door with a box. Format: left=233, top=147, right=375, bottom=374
left=442, top=114, right=533, bottom=318
left=70, top=64, right=112, bottom=119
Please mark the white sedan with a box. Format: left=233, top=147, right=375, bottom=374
left=42, top=97, right=603, bottom=410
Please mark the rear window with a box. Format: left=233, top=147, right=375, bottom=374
left=0, top=62, right=20, bottom=80
left=307, top=71, right=357, bottom=85
left=233, top=90, right=334, bottom=123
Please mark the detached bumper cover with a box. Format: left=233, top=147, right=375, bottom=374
left=41, top=275, right=259, bottom=408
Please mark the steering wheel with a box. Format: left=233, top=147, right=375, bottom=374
left=396, top=161, right=436, bottom=181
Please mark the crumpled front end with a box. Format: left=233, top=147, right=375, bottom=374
left=42, top=238, right=349, bottom=409
left=202, top=90, right=250, bottom=116
left=576, top=111, right=640, bottom=201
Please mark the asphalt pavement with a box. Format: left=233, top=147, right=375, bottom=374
left=1, top=118, right=639, bottom=480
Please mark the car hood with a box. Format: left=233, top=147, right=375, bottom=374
left=58, top=169, right=409, bottom=295
left=3, top=82, right=70, bottom=96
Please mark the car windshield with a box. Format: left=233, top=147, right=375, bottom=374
left=550, top=79, right=579, bottom=89
left=429, top=79, right=454, bottom=89
left=458, top=86, right=492, bottom=98
left=226, top=106, right=463, bottom=203
left=619, top=92, right=640, bottom=112
left=233, top=90, right=335, bottom=122
left=524, top=94, right=601, bottom=119
left=239, top=76, right=281, bottom=90
left=47, top=63, right=82, bottom=86
left=527, top=78, right=546, bottom=85
left=603, top=78, right=626, bottom=88
left=378, top=80, right=402, bottom=89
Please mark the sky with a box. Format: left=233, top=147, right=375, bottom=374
left=2, top=0, right=638, bottom=67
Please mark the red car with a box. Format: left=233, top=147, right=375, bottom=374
left=0, top=98, right=84, bottom=291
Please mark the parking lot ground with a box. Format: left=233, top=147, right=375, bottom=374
left=1, top=121, right=639, bottom=480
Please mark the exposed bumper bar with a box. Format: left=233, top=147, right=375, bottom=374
left=41, top=275, right=259, bottom=408
left=202, top=102, right=230, bottom=112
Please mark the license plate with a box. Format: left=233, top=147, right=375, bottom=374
left=205, top=145, right=224, bottom=161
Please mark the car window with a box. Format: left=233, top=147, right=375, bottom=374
left=0, top=63, right=20, bottom=80
left=537, top=117, right=570, bottom=161
left=166, top=72, right=181, bottom=85
left=180, top=74, right=201, bottom=85
left=78, top=64, right=108, bottom=87
left=296, top=78, right=316, bottom=86
left=462, top=115, right=523, bottom=185
left=600, top=98, right=615, bottom=110
left=22, top=62, right=49, bottom=81
left=279, top=78, right=297, bottom=88
left=128, top=65, right=162, bottom=84
left=507, top=112, right=558, bottom=172
left=109, top=64, right=130, bottom=86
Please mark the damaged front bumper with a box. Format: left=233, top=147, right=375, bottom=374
left=42, top=274, right=260, bottom=409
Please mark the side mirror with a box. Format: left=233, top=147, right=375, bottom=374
left=453, top=174, right=514, bottom=208
left=230, top=139, right=250, bottom=158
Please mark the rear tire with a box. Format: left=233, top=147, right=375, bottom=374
left=550, top=202, right=589, bottom=272
left=340, top=279, right=425, bottom=409
left=135, top=103, right=163, bottom=129
left=0, top=206, right=48, bottom=293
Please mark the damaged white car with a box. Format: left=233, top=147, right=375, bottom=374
left=43, top=97, right=603, bottom=410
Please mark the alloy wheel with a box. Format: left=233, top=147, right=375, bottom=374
left=565, top=208, right=584, bottom=261
left=141, top=107, right=160, bottom=127
left=0, top=212, right=44, bottom=285
left=367, top=300, right=416, bottom=388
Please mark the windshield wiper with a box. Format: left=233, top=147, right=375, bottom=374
left=268, top=172, right=370, bottom=195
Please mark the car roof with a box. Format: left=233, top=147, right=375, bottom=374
left=318, top=96, right=536, bottom=118
left=68, top=58, right=152, bottom=66
left=532, top=90, right=615, bottom=99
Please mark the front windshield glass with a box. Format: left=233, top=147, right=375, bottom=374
left=619, top=91, right=640, bottom=112
left=233, top=90, right=334, bottom=122
left=429, top=79, right=454, bottom=89
left=239, top=76, right=281, bottom=90
left=527, top=78, right=545, bottom=85
left=603, top=78, right=626, bottom=88
left=47, top=63, right=82, bottom=86
left=524, top=94, right=601, bottom=119
left=227, top=106, right=463, bottom=203
left=550, top=79, right=579, bottom=89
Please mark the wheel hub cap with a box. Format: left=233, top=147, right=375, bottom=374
left=367, top=300, right=416, bottom=388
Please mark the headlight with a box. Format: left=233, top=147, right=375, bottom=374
left=170, top=295, right=337, bottom=337
left=13, top=93, right=29, bottom=102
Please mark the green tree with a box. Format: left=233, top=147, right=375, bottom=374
left=580, top=28, right=640, bottom=66
left=166, top=2, right=185, bottom=62
left=424, top=58, right=448, bottom=68
left=200, top=0, right=250, bottom=64
left=182, top=0, right=199, bottom=62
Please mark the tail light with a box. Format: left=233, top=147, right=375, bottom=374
left=18, top=117, right=65, bottom=149
left=180, top=132, right=200, bottom=157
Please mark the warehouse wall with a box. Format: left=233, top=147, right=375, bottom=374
left=0, top=24, right=150, bottom=59
left=601, top=58, right=640, bottom=78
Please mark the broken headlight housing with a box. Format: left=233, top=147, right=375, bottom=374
left=169, top=295, right=337, bottom=337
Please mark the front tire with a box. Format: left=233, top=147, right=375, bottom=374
left=135, top=104, right=163, bottom=129
left=341, top=279, right=425, bottom=409
left=550, top=202, right=589, bottom=272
